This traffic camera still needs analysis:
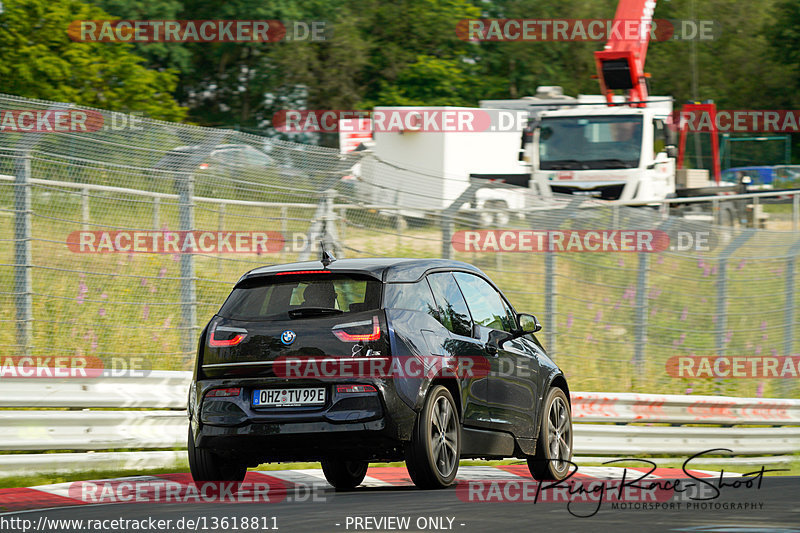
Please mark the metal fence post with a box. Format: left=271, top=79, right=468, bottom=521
left=217, top=203, right=225, bottom=275
left=783, top=237, right=800, bottom=397
left=178, top=172, right=196, bottom=359
left=14, top=154, right=32, bottom=356
left=170, top=132, right=226, bottom=360
left=544, top=252, right=556, bottom=357
left=81, top=187, right=90, bottom=231
left=634, top=252, right=649, bottom=379
left=281, top=206, right=288, bottom=260
left=539, top=197, right=587, bottom=358
left=10, top=103, right=67, bottom=357
left=712, top=197, right=720, bottom=226
left=441, top=215, right=453, bottom=260
left=715, top=232, right=753, bottom=390
left=152, top=197, right=160, bottom=230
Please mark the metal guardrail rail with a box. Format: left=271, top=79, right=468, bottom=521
left=571, top=391, right=800, bottom=425
left=0, top=370, right=190, bottom=409
left=0, top=371, right=798, bottom=476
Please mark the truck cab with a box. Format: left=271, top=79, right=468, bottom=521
left=530, top=103, right=676, bottom=202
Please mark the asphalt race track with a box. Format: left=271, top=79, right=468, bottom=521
left=2, top=467, right=798, bottom=533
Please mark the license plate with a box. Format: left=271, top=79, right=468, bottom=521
left=252, top=387, right=326, bottom=407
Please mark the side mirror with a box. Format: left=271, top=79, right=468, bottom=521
left=648, top=150, right=672, bottom=169
left=517, top=313, right=542, bottom=334
left=496, top=313, right=541, bottom=349
left=665, top=145, right=678, bottom=159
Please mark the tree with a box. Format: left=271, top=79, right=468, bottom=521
left=89, top=0, right=192, bottom=73
left=768, top=0, right=800, bottom=108
left=0, top=0, right=186, bottom=120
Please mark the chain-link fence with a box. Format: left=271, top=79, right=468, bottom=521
left=1, top=93, right=798, bottom=398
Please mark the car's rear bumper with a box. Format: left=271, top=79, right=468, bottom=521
left=189, top=377, right=417, bottom=463
left=196, top=420, right=405, bottom=462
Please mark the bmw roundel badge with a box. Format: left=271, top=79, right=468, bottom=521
left=280, top=330, right=296, bottom=345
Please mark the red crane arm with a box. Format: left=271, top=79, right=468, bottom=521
left=594, top=0, right=656, bottom=107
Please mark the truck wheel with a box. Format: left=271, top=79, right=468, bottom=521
left=321, top=458, right=369, bottom=490
left=188, top=427, right=247, bottom=482
left=528, top=387, right=573, bottom=480
left=405, top=385, right=460, bottom=489
left=478, top=201, right=510, bottom=227
left=720, top=206, right=738, bottom=227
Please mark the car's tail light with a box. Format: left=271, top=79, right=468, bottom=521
left=332, top=316, right=381, bottom=342
left=337, top=384, right=377, bottom=394
left=207, top=387, right=241, bottom=397
left=208, top=323, right=248, bottom=347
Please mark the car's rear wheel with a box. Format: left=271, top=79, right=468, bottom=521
left=320, top=458, right=368, bottom=490
left=528, top=387, right=573, bottom=480
left=405, top=385, right=460, bottom=489
left=188, top=427, right=247, bottom=482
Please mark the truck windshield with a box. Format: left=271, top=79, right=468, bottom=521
left=538, top=116, right=643, bottom=170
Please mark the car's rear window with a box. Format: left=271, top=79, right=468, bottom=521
left=218, top=274, right=381, bottom=320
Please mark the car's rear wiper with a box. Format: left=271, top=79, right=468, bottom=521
left=288, top=307, right=344, bottom=318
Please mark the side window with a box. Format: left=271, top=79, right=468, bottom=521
left=453, top=272, right=516, bottom=333
left=653, top=119, right=666, bottom=159
left=383, top=280, right=437, bottom=317
left=426, top=272, right=473, bottom=337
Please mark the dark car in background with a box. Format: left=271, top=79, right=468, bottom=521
left=188, top=257, right=572, bottom=489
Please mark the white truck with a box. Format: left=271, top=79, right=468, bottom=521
left=480, top=89, right=756, bottom=225
left=529, top=96, right=678, bottom=202
left=356, top=106, right=530, bottom=225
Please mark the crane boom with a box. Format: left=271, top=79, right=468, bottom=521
left=594, top=0, right=656, bottom=107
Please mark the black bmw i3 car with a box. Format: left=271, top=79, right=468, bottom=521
left=188, top=256, right=572, bottom=489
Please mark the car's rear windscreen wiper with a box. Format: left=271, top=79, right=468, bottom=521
left=288, top=307, right=344, bottom=318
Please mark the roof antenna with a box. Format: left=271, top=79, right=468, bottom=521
left=320, top=241, right=336, bottom=268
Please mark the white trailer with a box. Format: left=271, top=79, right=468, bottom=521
left=358, top=106, right=529, bottom=223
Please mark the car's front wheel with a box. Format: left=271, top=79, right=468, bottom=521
left=320, top=458, right=368, bottom=490
left=528, top=387, right=573, bottom=480
left=188, top=427, right=247, bottom=482
left=405, top=385, right=460, bottom=489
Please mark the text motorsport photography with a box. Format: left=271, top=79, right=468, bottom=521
left=459, top=450, right=782, bottom=518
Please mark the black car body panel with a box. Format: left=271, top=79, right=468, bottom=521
left=189, top=258, right=568, bottom=464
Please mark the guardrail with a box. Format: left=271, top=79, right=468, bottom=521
left=571, top=391, right=800, bottom=425
left=1, top=371, right=798, bottom=476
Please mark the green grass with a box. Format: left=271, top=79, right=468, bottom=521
left=1, top=177, right=799, bottom=398
left=0, top=466, right=188, bottom=489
